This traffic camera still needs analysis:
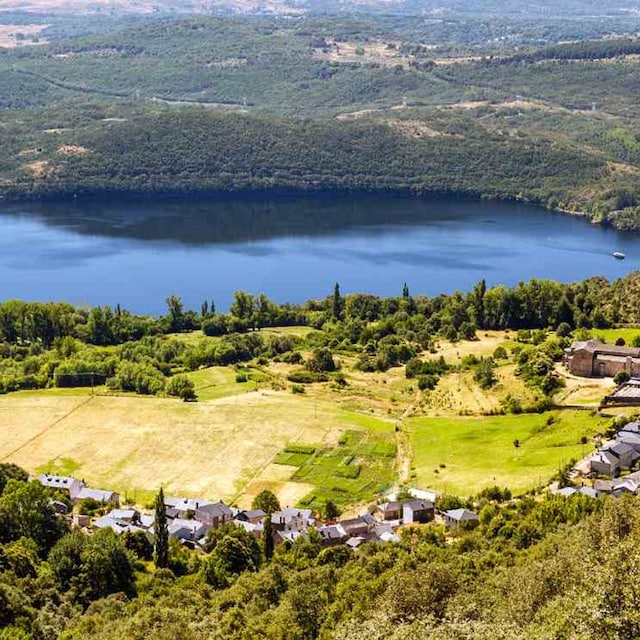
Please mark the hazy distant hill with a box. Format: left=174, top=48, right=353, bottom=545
left=1, top=0, right=638, bottom=16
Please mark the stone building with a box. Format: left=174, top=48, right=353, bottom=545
left=564, top=340, right=640, bottom=378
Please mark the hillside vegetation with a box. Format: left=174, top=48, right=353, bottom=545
left=1, top=15, right=640, bottom=223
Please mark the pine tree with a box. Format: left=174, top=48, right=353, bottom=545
left=154, top=487, right=169, bottom=569
left=263, top=515, right=274, bottom=561
left=332, top=283, right=343, bottom=320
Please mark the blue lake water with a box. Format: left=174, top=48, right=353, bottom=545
left=0, top=194, right=638, bottom=314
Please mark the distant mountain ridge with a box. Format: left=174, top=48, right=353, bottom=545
left=1, top=0, right=639, bottom=16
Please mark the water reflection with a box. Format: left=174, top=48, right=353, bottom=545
left=0, top=193, right=636, bottom=314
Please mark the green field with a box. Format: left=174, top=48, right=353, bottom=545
left=274, top=428, right=396, bottom=509
left=593, top=328, right=640, bottom=345
left=187, top=366, right=256, bottom=401
left=409, top=410, right=608, bottom=496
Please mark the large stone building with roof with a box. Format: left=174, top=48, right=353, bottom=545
left=564, top=340, right=640, bottom=378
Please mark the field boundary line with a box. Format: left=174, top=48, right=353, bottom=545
left=1, top=395, right=95, bottom=463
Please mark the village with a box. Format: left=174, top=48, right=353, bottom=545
left=36, top=471, right=484, bottom=551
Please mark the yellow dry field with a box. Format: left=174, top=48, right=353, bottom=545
left=0, top=24, right=47, bottom=48
left=267, top=357, right=415, bottom=419
left=432, top=331, right=515, bottom=364
left=0, top=390, right=350, bottom=505
left=313, top=40, right=410, bottom=68
left=235, top=463, right=313, bottom=510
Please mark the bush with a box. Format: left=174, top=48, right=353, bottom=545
left=284, top=445, right=316, bottom=455
left=165, top=374, right=197, bottom=401
left=493, top=345, right=508, bottom=360
left=614, top=371, right=631, bottom=385
left=201, top=315, right=228, bottom=336
left=418, top=374, right=439, bottom=391
left=287, top=370, right=329, bottom=384
left=334, top=465, right=361, bottom=479
left=306, top=348, right=337, bottom=373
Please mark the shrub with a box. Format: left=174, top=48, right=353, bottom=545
left=614, top=371, right=631, bottom=385
left=287, top=370, right=329, bottom=384
left=418, top=374, right=439, bottom=391
left=306, top=348, right=337, bottom=373
left=165, top=374, right=197, bottom=401
left=493, top=345, right=508, bottom=360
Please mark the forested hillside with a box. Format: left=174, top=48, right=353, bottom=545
left=1, top=14, right=640, bottom=225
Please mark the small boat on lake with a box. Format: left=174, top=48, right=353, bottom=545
left=613, top=251, right=626, bottom=260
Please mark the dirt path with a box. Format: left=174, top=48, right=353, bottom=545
left=394, top=391, right=421, bottom=486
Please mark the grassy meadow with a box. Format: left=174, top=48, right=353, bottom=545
left=0, top=326, right=630, bottom=507
left=408, top=410, right=609, bottom=496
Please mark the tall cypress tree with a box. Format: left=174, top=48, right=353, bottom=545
left=332, top=283, right=343, bottom=320
left=262, top=515, right=274, bottom=561
left=402, top=282, right=410, bottom=298
left=154, top=487, right=169, bottom=569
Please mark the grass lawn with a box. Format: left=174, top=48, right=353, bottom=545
left=593, top=327, right=640, bottom=345
left=187, top=366, right=256, bottom=401
left=409, top=410, right=609, bottom=496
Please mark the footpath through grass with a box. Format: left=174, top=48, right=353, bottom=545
left=409, top=410, right=609, bottom=496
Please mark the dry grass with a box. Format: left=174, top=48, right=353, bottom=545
left=0, top=390, right=360, bottom=505
left=57, top=145, right=90, bottom=156
left=0, top=24, right=47, bottom=48
left=21, top=160, right=52, bottom=178
left=432, top=331, right=515, bottom=364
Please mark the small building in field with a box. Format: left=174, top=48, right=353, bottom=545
left=37, top=474, right=85, bottom=499
left=616, top=431, right=640, bottom=453
left=168, top=518, right=208, bottom=542
left=271, top=508, right=314, bottom=532
left=444, top=508, right=479, bottom=529
left=236, top=509, right=267, bottom=525
left=377, top=501, right=402, bottom=521
left=195, top=502, right=233, bottom=528
left=605, top=442, right=640, bottom=470
left=165, top=497, right=213, bottom=519
left=589, top=450, right=620, bottom=477
left=73, top=514, right=91, bottom=528
left=594, top=479, right=614, bottom=495
left=318, top=523, right=348, bottom=546
left=565, top=340, right=640, bottom=378
left=612, top=477, right=639, bottom=497
left=402, top=500, right=435, bottom=525
left=622, top=421, right=640, bottom=434
left=603, top=379, right=640, bottom=408
left=340, top=516, right=376, bottom=538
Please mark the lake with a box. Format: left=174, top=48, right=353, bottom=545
left=0, top=194, right=638, bottom=314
